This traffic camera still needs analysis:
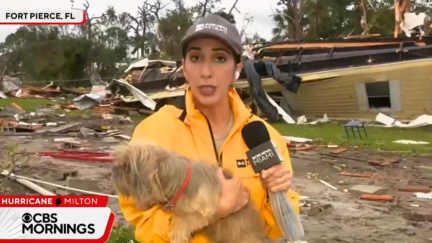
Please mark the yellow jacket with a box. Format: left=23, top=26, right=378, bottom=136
left=119, top=88, right=300, bottom=243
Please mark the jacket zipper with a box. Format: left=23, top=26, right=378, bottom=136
left=202, top=113, right=222, bottom=167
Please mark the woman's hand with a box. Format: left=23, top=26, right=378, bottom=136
left=215, top=168, right=249, bottom=218
left=261, top=164, right=292, bottom=193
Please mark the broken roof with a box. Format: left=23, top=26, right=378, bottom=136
left=125, top=58, right=177, bottom=73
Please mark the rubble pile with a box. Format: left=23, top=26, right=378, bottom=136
left=0, top=101, right=132, bottom=141
left=0, top=76, right=157, bottom=116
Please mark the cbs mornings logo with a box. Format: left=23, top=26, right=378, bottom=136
left=21, top=212, right=95, bottom=235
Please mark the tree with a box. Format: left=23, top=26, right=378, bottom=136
left=0, top=4, right=132, bottom=85
left=127, top=0, right=167, bottom=58
left=157, top=0, right=224, bottom=59
left=246, top=33, right=267, bottom=44
left=0, top=0, right=407, bottom=86
left=271, top=0, right=399, bottom=40
left=272, top=0, right=305, bottom=41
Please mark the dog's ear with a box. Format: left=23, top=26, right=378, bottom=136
left=113, top=144, right=169, bottom=205
left=141, top=145, right=168, bottom=203
left=147, top=166, right=167, bottom=203
left=111, top=145, right=134, bottom=197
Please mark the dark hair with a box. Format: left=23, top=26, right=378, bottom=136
left=214, top=11, right=236, bottom=24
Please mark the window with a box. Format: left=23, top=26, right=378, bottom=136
left=365, top=81, right=391, bottom=109
left=355, top=80, right=401, bottom=111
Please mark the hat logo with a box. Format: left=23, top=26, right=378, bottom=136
left=195, top=23, right=227, bottom=34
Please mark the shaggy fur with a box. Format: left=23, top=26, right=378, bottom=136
left=112, top=142, right=267, bottom=243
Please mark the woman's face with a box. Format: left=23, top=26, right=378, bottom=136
left=182, top=37, right=241, bottom=107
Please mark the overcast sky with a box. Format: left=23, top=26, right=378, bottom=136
left=1, top=0, right=279, bottom=42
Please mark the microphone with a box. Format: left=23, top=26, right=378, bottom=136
left=241, top=120, right=305, bottom=241
left=241, top=121, right=283, bottom=174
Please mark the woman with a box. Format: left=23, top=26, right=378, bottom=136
left=119, top=13, right=300, bottom=243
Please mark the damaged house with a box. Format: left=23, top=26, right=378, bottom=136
left=113, top=26, right=432, bottom=122
left=111, top=56, right=302, bottom=123
left=254, top=37, right=432, bottom=120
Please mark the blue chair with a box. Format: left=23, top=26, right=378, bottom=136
left=344, top=120, right=367, bottom=139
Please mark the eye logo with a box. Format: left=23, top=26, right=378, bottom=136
left=0, top=208, right=25, bottom=239
left=55, top=198, right=62, bottom=206
left=21, top=213, right=32, bottom=223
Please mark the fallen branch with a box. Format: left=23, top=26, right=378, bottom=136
left=228, top=0, right=240, bottom=14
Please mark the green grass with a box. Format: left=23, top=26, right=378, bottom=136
left=0, top=98, right=55, bottom=111
left=3, top=98, right=432, bottom=154
left=273, top=122, right=432, bottom=154
left=0, top=98, right=122, bottom=117
left=107, top=227, right=138, bottom=243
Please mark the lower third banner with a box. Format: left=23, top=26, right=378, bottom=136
left=0, top=196, right=115, bottom=242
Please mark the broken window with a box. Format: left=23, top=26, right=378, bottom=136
left=365, top=81, right=391, bottom=109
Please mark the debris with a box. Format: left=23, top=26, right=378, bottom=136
left=35, top=150, right=113, bottom=163
left=349, top=185, right=387, bottom=196
left=400, top=12, right=429, bottom=37
left=419, top=173, right=432, bottom=180
left=296, top=114, right=330, bottom=125
left=376, top=113, right=432, bottom=128
left=0, top=76, right=22, bottom=94
left=108, top=79, right=157, bottom=110
left=7, top=172, right=117, bottom=198
left=368, top=159, right=392, bottom=166
left=77, top=127, right=96, bottom=138
left=413, top=165, right=432, bottom=171
left=66, top=178, right=102, bottom=192
left=11, top=102, right=24, bottom=112
left=393, top=140, right=429, bottom=145
left=284, top=136, right=313, bottom=143
left=338, top=171, right=385, bottom=179
left=289, top=145, right=316, bottom=151
left=305, top=204, right=333, bottom=217
left=399, top=186, right=431, bottom=193
left=414, top=192, right=432, bottom=199
left=329, top=148, right=348, bottom=154
left=113, top=134, right=131, bottom=140
left=51, top=170, right=79, bottom=181
left=1, top=170, right=54, bottom=196
left=73, top=85, right=108, bottom=110
left=368, top=157, right=400, bottom=166
left=265, top=93, right=295, bottom=124
left=48, top=123, right=81, bottom=134
left=54, top=137, right=82, bottom=144
left=319, top=180, right=338, bottom=190
left=360, top=194, right=393, bottom=202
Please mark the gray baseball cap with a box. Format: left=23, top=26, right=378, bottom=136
left=181, top=14, right=242, bottom=59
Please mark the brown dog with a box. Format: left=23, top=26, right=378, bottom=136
left=112, top=142, right=267, bottom=243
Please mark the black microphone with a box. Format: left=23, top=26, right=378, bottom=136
left=242, top=121, right=305, bottom=241
left=241, top=121, right=283, bottom=174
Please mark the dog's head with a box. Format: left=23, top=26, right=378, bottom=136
left=112, top=143, right=170, bottom=209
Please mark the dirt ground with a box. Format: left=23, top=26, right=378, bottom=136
left=1, top=118, right=432, bottom=243
left=293, top=150, right=432, bottom=243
